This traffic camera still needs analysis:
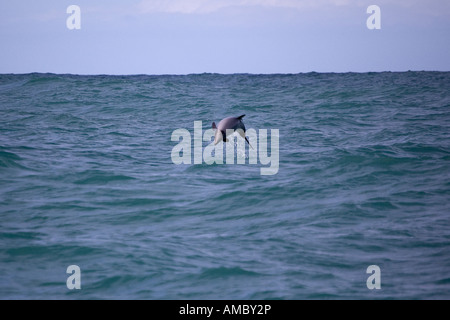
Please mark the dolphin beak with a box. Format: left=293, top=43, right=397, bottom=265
left=245, top=137, right=254, bottom=150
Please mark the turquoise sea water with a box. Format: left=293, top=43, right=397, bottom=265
left=1, top=72, right=449, bottom=299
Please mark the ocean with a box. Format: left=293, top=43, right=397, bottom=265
left=1, top=72, right=449, bottom=299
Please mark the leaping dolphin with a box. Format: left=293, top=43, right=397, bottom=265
left=212, top=114, right=253, bottom=148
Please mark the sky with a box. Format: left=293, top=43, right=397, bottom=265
left=0, top=0, right=449, bottom=74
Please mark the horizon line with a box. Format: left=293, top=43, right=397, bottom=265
left=1, top=69, right=449, bottom=77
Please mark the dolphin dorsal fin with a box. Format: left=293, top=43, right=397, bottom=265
left=237, top=114, right=246, bottom=120
left=212, top=122, right=217, bottom=129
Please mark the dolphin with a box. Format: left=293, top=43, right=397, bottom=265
left=212, top=114, right=253, bottom=148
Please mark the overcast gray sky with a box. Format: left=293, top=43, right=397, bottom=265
left=0, top=0, right=449, bottom=74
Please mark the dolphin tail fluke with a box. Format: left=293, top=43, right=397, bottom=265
left=237, top=114, right=245, bottom=120
left=212, top=122, right=217, bottom=130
